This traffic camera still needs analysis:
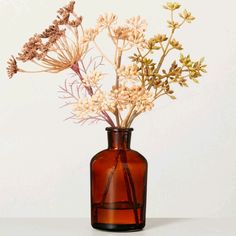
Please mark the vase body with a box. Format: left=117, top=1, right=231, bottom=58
left=90, top=127, right=148, bottom=231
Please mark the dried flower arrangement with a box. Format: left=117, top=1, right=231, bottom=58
left=7, top=1, right=207, bottom=128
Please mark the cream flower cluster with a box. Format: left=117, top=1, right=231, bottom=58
left=82, top=70, right=103, bottom=87
left=83, top=13, right=148, bottom=49
left=73, top=85, right=154, bottom=120
left=97, top=13, right=118, bottom=28
left=117, top=65, right=139, bottom=84
left=82, top=28, right=99, bottom=43
left=73, top=91, right=109, bottom=119
left=109, top=86, right=154, bottom=113
left=124, top=16, right=147, bottom=48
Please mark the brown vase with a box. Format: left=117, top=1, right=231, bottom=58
left=90, top=127, right=148, bottom=231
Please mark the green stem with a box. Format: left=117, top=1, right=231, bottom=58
left=147, top=29, right=175, bottom=90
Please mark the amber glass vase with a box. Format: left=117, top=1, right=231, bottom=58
left=90, top=127, right=148, bottom=231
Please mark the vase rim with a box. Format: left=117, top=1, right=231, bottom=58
left=106, top=127, right=133, bottom=132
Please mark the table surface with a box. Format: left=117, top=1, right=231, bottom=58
left=0, top=218, right=235, bottom=236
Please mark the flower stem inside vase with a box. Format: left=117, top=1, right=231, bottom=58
left=100, top=149, right=139, bottom=224
left=90, top=128, right=147, bottom=231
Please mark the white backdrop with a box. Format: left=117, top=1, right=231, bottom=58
left=0, top=0, right=236, bottom=218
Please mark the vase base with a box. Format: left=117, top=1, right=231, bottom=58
left=92, top=223, right=145, bottom=232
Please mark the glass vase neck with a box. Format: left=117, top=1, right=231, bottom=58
left=106, top=127, right=133, bottom=150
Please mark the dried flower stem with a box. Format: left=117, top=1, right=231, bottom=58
left=7, top=1, right=206, bottom=128
left=71, top=63, right=115, bottom=127
left=155, top=30, right=175, bottom=76
left=100, top=150, right=139, bottom=224
left=93, top=41, right=114, bottom=65
left=122, top=105, right=136, bottom=128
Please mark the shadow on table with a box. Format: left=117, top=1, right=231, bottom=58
left=146, top=218, right=191, bottom=230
